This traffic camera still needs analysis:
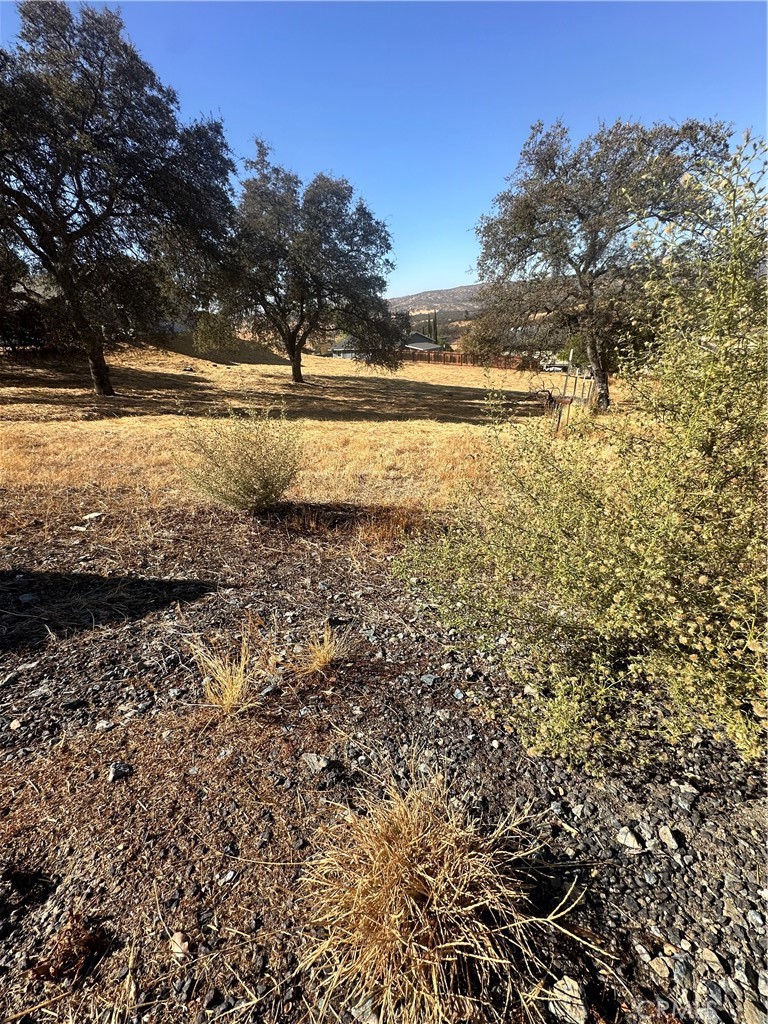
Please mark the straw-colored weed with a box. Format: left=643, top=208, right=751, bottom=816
left=189, top=635, right=252, bottom=713
left=299, top=770, right=582, bottom=1024
left=295, top=622, right=355, bottom=680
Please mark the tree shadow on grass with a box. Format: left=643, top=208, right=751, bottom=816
left=0, top=357, right=549, bottom=426
left=0, top=570, right=213, bottom=652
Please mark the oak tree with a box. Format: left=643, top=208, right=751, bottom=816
left=227, top=143, right=404, bottom=383
left=476, top=119, right=730, bottom=407
left=0, top=1, right=233, bottom=394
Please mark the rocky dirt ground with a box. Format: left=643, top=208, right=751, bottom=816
left=0, top=486, right=765, bottom=1024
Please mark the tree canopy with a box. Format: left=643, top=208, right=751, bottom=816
left=222, top=142, right=405, bottom=383
left=0, top=0, right=234, bottom=394
left=475, top=118, right=731, bottom=407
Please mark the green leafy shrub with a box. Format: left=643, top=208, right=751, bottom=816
left=405, top=140, right=766, bottom=763
left=181, top=406, right=302, bottom=513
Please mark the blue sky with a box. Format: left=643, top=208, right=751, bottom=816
left=1, top=2, right=765, bottom=296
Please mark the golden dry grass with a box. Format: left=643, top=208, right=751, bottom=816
left=295, top=622, right=355, bottom=679
left=298, top=768, right=581, bottom=1024
left=0, top=345, right=624, bottom=515
left=189, top=634, right=253, bottom=713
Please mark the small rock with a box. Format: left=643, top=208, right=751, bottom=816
left=658, top=824, right=679, bottom=850
left=62, top=698, right=87, bottom=711
left=696, top=980, right=724, bottom=1007
left=700, top=947, right=725, bottom=972
left=302, top=752, right=329, bottom=773
left=649, top=957, right=670, bottom=981
left=350, top=998, right=379, bottom=1024
left=697, top=1010, right=726, bottom=1024
left=549, top=975, right=587, bottom=1024
left=108, top=761, right=133, bottom=782
left=9, top=719, right=21, bottom=731
left=201, top=987, right=222, bottom=1009
left=616, top=826, right=643, bottom=852
left=170, top=931, right=190, bottom=959
left=453, top=688, right=465, bottom=700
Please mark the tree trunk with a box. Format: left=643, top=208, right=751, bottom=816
left=585, top=333, right=610, bottom=410
left=87, top=337, right=115, bottom=396
left=290, top=346, right=304, bottom=384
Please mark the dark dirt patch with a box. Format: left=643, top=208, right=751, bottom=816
left=0, top=489, right=764, bottom=1024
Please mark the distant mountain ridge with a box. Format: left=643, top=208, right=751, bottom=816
left=388, top=283, right=482, bottom=317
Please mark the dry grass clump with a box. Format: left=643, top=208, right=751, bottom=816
left=299, top=771, right=577, bottom=1024
left=189, top=634, right=253, bottom=713
left=188, top=614, right=292, bottom=712
left=295, top=622, right=355, bottom=679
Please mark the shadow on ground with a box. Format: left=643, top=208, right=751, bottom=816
left=0, top=570, right=213, bottom=651
left=0, top=357, right=548, bottom=426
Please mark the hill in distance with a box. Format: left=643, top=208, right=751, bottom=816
left=388, top=283, right=482, bottom=317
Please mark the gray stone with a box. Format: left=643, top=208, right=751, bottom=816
left=302, top=752, right=329, bottom=773
left=634, top=942, right=652, bottom=964
left=108, top=761, right=133, bottom=782
left=549, top=976, right=587, bottom=1024
left=350, top=998, right=379, bottom=1024
left=696, top=980, right=724, bottom=1007
left=697, top=1009, right=726, bottom=1024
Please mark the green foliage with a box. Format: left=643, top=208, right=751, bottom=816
left=219, top=141, right=402, bottom=383
left=476, top=118, right=732, bottom=407
left=0, top=1, right=233, bottom=393
left=406, top=141, right=767, bottom=765
left=182, top=407, right=302, bottom=513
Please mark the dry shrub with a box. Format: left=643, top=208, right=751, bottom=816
left=299, top=771, right=579, bottom=1024
left=295, top=622, right=354, bottom=679
left=181, top=406, right=302, bottom=513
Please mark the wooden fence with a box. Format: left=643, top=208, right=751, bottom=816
left=402, top=350, right=523, bottom=369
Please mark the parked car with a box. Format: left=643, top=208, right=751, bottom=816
left=543, top=362, right=569, bottom=373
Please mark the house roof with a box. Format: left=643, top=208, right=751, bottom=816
left=405, top=337, right=441, bottom=351
left=331, top=335, right=360, bottom=352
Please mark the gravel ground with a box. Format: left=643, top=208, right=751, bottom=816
left=0, top=489, right=765, bottom=1024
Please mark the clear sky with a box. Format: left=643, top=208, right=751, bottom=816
left=1, top=1, right=765, bottom=296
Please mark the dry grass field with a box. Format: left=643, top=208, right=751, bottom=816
left=0, top=344, right=572, bottom=513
